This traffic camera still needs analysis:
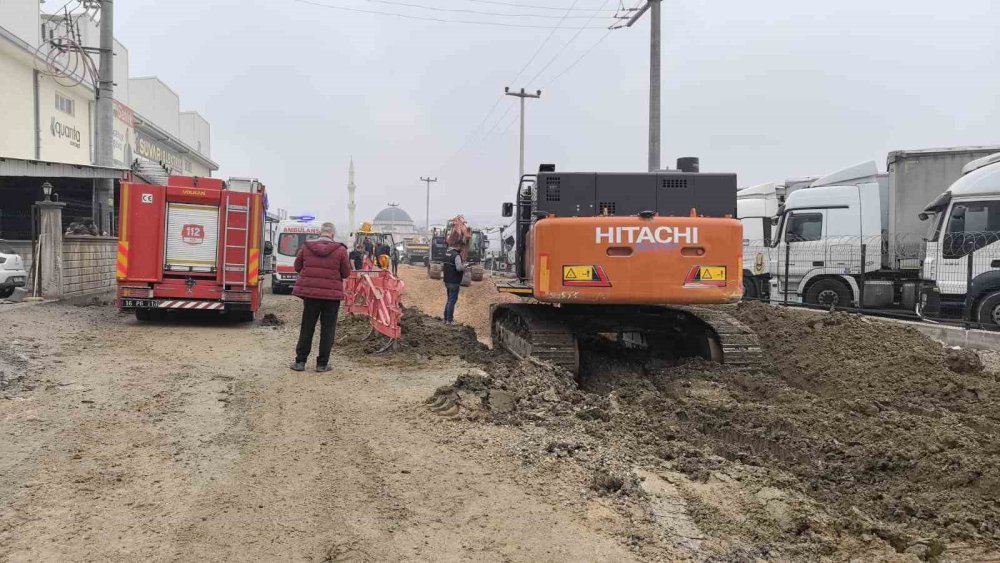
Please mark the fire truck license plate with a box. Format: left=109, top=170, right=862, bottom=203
left=122, top=299, right=158, bottom=308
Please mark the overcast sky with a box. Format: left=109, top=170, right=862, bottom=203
left=114, top=0, right=1000, bottom=230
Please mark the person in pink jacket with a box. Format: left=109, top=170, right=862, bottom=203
left=291, top=222, right=351, bottom=372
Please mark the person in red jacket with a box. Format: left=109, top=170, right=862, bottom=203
left=291, top=222, right=351, bottom=372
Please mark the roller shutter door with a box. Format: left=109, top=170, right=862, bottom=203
left=165, top=203, right=220, bottom=272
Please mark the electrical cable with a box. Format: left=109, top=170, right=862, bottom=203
left=507, top=0, right=581, bottom=85
left=539, top=28, right=614, bottom=88
left=366, top=0, right=616, bottom=19
left=287, top=0, right=608, bottom=29
left=459, top=0, right=617, bottom=12
left=524, top=0, right=613, bottom=85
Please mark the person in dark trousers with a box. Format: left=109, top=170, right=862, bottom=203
left=390, top=246, right=400, bottom=276
left=363, top=236, right=375, bottom=261
left=442, top=242, right=466, bottom=325
left=292, top=223, right=351, bottom=372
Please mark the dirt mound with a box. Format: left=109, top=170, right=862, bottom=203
left=424, top=302, right=1000, bottom=557
left=259, top=313, right=284, bottom=327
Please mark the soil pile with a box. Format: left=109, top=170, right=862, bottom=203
left=412, top=301, right=1000, bottom=558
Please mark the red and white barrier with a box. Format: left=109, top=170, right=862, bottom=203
left=344, top=268, right=405, bottom=341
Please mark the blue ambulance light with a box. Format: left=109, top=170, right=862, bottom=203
left=290, top=214, right=316, bottom=222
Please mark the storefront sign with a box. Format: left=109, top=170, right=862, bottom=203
left=136, top=130, right=185, bottom=172
left=50, top=116, right=82, bottom=148
left=113, top=99, right=136, bottom=167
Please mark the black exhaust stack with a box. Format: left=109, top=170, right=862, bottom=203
left=677, top=157, right=700, bottom=173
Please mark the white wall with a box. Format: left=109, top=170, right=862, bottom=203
left=37, top=74, right=92, bottom=165
left=179, top=111, right=210, bottom=158
left=0, top=48, right=35, bottom=160
left=0, top=0, right=39, bottom=47
left=128, top=77, right=180, bottom=137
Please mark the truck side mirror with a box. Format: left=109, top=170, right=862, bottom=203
left=502, top=202, right=514, bottom=218
left=263, top=241, right=274, bottom=256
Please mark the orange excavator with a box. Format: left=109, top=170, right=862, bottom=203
left=492, top=161, right=761, bottom=374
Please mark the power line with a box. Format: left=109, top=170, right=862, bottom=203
left=366, top=0, right=616, bottom=19
left=432, top=0, right=589, bottom=172
left=508, top=0, right=582, bottom=85
left=524, top=0, right=613, bottom=85
left=287, top=0, right=610, bottom=28
left=460, top=0, right=622, bottom=12
left=540, top=28, right=614, bottom=88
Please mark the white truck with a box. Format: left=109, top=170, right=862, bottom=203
left=738, top=177, right=816, bottom=299
left=768, top=145, right=1000, bottom=324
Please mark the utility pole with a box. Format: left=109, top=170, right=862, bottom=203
left=95, top=0, right=114, bottom=232
left=504, top=87, right=541, bottom=178
left=623, top=0, right=661, bottom=172
left=419, top=176, right=437, bottom=231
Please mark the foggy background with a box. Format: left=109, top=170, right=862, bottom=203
left=113, top=0, right=1000, bottom=229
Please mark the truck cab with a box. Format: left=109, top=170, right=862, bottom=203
left=769, top=161, right=887, bottom=307
left=920, top=153, right=1000, bottom=323
left=737, top=182, right=783, bottom=299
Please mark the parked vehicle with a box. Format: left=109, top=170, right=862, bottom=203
left=116, top=176, right=273, bottom=322
left=271, top=217, right=323, bottom=294
left=737, top=176, right=822, bottom=301
left=767, top=146, right=1000, bottom=325
left=401, top=235, right=430, bottom=265
left=0, top=241, right=28, bottom=299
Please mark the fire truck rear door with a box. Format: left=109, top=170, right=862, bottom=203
left=164, top=203, right=220, bottom=272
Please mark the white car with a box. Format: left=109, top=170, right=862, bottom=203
left=0, top=242, right=28, bottom=299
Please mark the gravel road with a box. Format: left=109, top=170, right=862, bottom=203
left=5, top=273, right=1000, bottom=561
left=0, top=296, right=640, bottom=561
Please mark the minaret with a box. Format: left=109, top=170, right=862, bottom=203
left=347, top=158, right=357, bottom=232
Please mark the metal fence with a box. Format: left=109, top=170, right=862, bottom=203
left=741, top=231, right=1000, bottom=330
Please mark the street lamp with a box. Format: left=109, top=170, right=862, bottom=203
left=41, top=182, right=53, bottom=202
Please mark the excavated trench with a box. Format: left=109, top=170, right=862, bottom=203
left=343, top=303, right=1000, bottom=557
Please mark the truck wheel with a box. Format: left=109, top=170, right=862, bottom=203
left=742, top=277, right=759, bottom=300
left=974, top=292, right=1000, bottom=327
left=804, top=279, right=852, bottom=309
left=135, top=309, right=151, bottom=321
left=0, top=287, right=14, bottom=299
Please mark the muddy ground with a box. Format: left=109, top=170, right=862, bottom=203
left=399, top=268, right=1000, bottom=561
left=2, top=267, right=999, bottom=561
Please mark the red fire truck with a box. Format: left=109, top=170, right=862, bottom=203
left=116, top=176, right=273, bottom=322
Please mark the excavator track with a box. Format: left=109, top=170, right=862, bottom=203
left=491, top=304, right=580, bottom=374
left=670, top=306, right=764, bottom=368
left=491, top=303, right=762, bottom=374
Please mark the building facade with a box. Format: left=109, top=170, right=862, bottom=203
left=0, top=0, right=218, bottom=241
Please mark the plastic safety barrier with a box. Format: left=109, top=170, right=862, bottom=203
left=343, top=268, right=405, bottom=341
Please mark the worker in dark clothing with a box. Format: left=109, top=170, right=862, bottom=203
left=442, top=242, right=466, bottom=325
left=363, top=237, right=375, bottom=261
left=349, top=245, right=364, bottom=270
left=292, top=223, right=351, bottom=372
left=390, top=246, right=400, bottom=276
left=376, top=241, right=391, bottom=270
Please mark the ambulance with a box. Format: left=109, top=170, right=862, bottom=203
left=271, top=216, right=323, bottom=294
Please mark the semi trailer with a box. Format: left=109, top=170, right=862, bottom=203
left=767, top=146, right=1000, bottom=324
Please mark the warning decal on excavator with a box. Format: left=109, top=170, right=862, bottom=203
left=563, top=265, right=611, bottom=287
left=684, top=266, right=727, bottom=288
